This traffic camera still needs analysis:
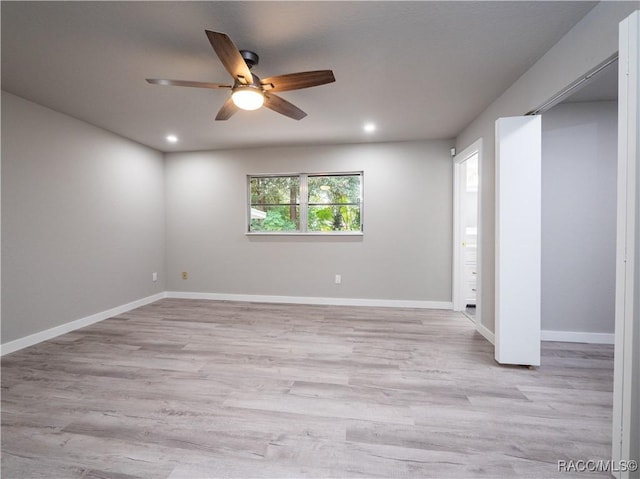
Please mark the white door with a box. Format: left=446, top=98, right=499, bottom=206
left=495, top=115, right=542, bottom=366
left=612, top=11, right=639, bottom=477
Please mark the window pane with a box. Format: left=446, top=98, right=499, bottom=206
left=251, top=176, right=300, bottom=205
left=308, top=175, right=361, bottom=204
left=250, top=205, right=300, bottom=232
left=308, top=205, right=361, bottom=232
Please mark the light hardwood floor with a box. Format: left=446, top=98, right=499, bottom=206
left=1, top=299, right=614, bottom=478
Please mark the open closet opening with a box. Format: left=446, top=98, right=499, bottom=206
left=540, top=60, right=619, bottom=344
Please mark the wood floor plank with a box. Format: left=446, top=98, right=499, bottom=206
left=2, top=299, right=614, bottom=478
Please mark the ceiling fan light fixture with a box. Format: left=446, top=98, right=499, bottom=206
left=231, top=87, right=264, bottom=111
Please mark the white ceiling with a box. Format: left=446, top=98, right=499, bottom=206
left=2, top=1, right=600, bottom=153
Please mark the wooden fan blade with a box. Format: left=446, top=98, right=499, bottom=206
left=146, top=79, right=231, bottom=89
left=205, top=30, right=253, bottom=85
left=263, top=93, right=307, bottom=120
left=215, top=97, right=239, bottom=121
left=260, top=70, right=335, bottom=92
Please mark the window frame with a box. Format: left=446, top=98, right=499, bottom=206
left=247, top=171, right=364, bottom=235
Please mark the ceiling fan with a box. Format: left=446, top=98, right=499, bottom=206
left=146, top=30, right=335, bottom=121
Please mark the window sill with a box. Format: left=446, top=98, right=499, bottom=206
left=245, top=231, right=364, bottom=237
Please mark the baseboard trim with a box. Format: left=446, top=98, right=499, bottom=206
left=166, top=291, right=452, bottom=310
left=1, top=292, right=613, bottom=355
left=475, top=322, right=496, bottom=345
left=472, top=327, right=614, bottom=346
left=1, top=292, right=166, bottom=356
left=541, top=330, right=615, bottom=344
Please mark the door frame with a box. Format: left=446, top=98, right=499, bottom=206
left=452, top=138, right=483, bottom=327
left=612, top=11, right=639, bottom=477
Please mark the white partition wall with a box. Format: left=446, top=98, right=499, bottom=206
left=495, top=116, right=542, bottom=366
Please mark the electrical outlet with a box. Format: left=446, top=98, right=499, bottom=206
left=152, top=272, right=158, bottom=282
left=182, top=272, right=188, bottom=280
left=335, top=274, right=342, bottom=285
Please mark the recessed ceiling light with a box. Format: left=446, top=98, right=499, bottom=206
left=166, top=134, right=178, bottom=143
left=363, top=123, right=376, bottom=133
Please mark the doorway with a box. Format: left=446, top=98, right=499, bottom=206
left=453, top=140, right=481, bottom=325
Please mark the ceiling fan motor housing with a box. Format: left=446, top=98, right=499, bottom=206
left=240, top=50, right=259, bottom=69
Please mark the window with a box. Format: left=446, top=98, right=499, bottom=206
left=248, top=172, right=363, bottom=234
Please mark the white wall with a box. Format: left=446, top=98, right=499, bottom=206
left=1, top=92, right=166, bottom=344
left=542, top=101, right=618, bottom=335
left=456, top=2, right=638, bottom=334
left=165, top=141, right=453, bottom=304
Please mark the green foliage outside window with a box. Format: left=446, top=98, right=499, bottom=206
left=249, top=173, right=362, bottom=233
left=251, top=206, right=298, bottom=231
